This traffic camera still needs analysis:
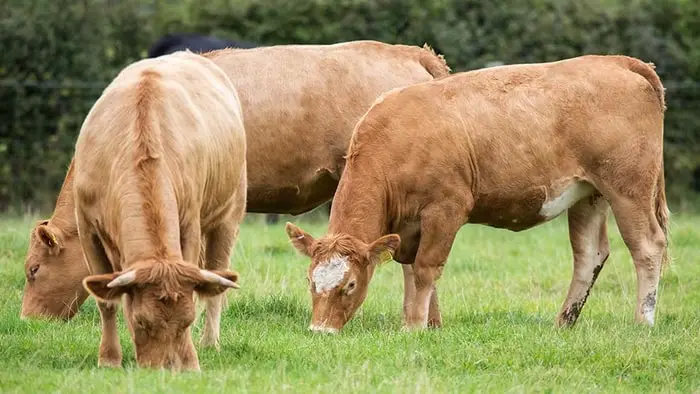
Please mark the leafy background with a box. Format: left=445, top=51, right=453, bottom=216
left=1, top=0, right=699, bottom=213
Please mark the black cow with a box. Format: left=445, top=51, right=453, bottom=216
left=147, top=33, right=257, bottom=58
left=146, top=34, right=334, bottom=224
left=147, top=33, right=287, bottom=224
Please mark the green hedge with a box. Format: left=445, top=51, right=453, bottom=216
left=1, top=0, right=699, bottom=212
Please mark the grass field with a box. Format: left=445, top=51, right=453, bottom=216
left=0, top=213, right=699, bottom=393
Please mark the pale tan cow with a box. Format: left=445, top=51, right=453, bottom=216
left=20, top=40, right=450, bottom=320
left=73, top=50, right=244, bottom=370
left=286, top=55, right=670, bottom=333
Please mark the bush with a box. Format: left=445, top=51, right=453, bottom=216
left=1, top=0, right=698, bottom=212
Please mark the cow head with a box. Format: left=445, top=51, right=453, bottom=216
left=21, top=220, right=90, bottom=320
left=82, top=260, right=239, bottom=371
left=285, top=223, right=400, bottom=333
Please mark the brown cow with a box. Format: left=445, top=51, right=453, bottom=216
left=73, top=50, right=244, bottom=370
left=286, top=55, right=670, bottom=333
left=20, top=40, right=450, bottom=320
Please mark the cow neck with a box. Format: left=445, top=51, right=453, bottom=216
left=50, top=159, right=79, bottom=235
left=327, top=166, right=387, bottom=244
left=118, top=164, right=183, bottom=266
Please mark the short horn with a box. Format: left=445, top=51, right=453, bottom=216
left=199, top=269, right=240, bottom=289
left=107, top=270, right=137, bottom=288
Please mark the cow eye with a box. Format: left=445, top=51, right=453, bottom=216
left=28, top=265, right=40, bottom=279
left=345, top=280, right=357, bottom=294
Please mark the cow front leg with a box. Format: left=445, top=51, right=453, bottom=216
left=404, top=204, right=465, bottom=331
left=76, top=210, right=122, bottom=367
left=402, top=264, right=442, bottom=328
left=96, top=301, right=122, bottom=368
left=200, top=201, right=244, bottom=349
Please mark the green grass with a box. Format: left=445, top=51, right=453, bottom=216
left=1, top=213, right=699, bottom=393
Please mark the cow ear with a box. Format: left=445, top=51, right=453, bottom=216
left=367, top=234, right=401, bottom=265
left=285, top=222, right=315, bottom=257
left=83, top=272, right=132, bottom=303
left=36, top=224, right=61, bottom=255
left=194, top=269, right=240, bottom=298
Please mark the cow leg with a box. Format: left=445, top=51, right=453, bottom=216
left=200, top=203, right=244, bottom=349
left=181, top=217, right=202, bottom=265
left=402, top=264, right=441, bottom=328
left=96, top=302, right=122, bottom=368
left=428, top=285, right=441, bottom=328
left=76, top=211, right=122, bottom=368
left=401, top=264, right=416, bottom=326
left=557, top=195, right=610, bottom=327
left=606, top=193, right=666, bottom=326
left=405, top=204, right=465, bottom=330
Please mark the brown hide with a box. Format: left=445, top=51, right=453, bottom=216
left=73, top=51, right=245, bottom=370
left=287, top=55, right=669, bottom=333
left=20, top=40, right=450, bottom=320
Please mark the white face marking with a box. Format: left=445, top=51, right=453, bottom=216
left=312, top=255, right=349, bottom=293
left=539, top=181, right=595, bottom=220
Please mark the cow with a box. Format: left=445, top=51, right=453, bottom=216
left=149, top=34, right=284, bottom=227
left=147, top=33, right=257, bottom=58
left=148, top=33, right=285, bottom=225
left=20, top=40, right=451, bottom=321
left=73, top=50, right=245, bottom=370
left=285, top=55, right=670, bottom=333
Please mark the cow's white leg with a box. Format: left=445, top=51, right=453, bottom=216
left=404, top=203, right=465, bottom=331
left=557, top=195, right=610, bottom=327
left=607, top=195, right=666, bottom=326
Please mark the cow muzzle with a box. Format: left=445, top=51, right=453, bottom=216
left=308, top=324, right=339, bottom=334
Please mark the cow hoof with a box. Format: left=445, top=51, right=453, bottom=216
left=199, top=337, right=220, bottom=351
left=401, top=323, right=428, bottom=332
left=427, top=319, right=442, bottom=328
left=555, top=313, right=579, bottom=329
left=97, top=358, right=122, bottom=368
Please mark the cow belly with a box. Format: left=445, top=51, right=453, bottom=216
left=246, top=176, right=339, bottom=215
left=468, top=180, right=596, bottom=231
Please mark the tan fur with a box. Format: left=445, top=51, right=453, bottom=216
left=20, top=40, right=451, bottom=320
left=287, top=55, right=670, bottom=332
left=74, top=51, right=245, bottom=370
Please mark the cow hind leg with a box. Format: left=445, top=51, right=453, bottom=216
left=606, top=193, right=666, bottom=326
left=557, top=195, right=610, bottom=327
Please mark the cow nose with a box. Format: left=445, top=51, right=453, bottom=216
left=308, top=324, right=339, bottom=334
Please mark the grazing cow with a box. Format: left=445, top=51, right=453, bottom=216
left=148, top=34, right=285, bottom=225
left=286, top=55, right=670, bottom=333
left=73, top=50, right=245, bottom=370
left=20, top=40, right=450, bottom=320
left=147, top=33, right=257, bottom=58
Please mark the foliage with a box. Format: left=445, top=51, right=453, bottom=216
left=1, top=0, right=699, bottom=212
left=0, top=0, right=155, bottom=212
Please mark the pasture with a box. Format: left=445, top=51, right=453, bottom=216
left=1, top=213, right=699, bottom=393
